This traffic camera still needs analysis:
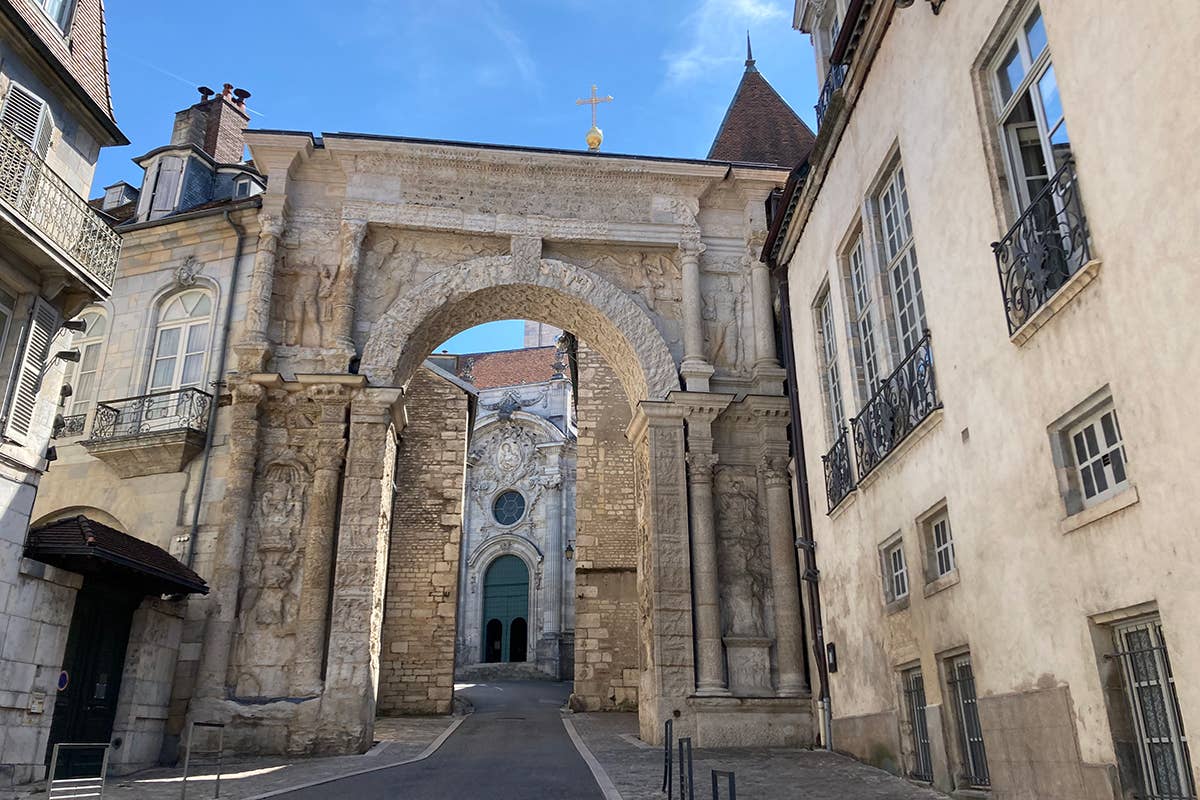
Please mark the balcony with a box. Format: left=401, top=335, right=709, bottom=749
left=992, top=158, right=1091, bottom=336
left=822, top=427, right=855, bottom=512
left=82, top=388, right=212, bottom=477
left=851, top=333, right=941, bottom=482
left=0, top=123, right=121, bottom=296
left=815, top=63, right=847, bottom=129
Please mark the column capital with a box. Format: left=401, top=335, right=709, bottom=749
left=678, top=236, right=706, bottom=260
left=258, top=213, right=285, bottom=240
left=230, top=381, right=267, bottom=407
left=314, top=439, right=348, bottom=471
left=686, top=451, right=720, bottom=478
left=758, top=454, right=791, bottom=487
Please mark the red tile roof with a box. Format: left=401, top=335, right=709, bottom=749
left=0, top=0, right=122, bottom=141
left=453, top=346, right=560, bottom=389
left=708, top=57, right=815, bottom=167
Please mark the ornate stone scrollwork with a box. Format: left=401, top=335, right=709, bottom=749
left=758, top=454, right=791, bottom=488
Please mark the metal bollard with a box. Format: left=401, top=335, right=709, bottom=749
left=662, top=719, right=674, bottom=798
left=677, top=737, right=694, bottom=800
left=711, top=770, right=736, bottom=800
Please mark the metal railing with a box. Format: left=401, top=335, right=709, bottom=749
left=822, top=426, right=855, bottom=512
left=90, top=387, right=212, bottom=441
left=46, top=742, right=109, bottom=798
left=58, top=412, right=87, bottom=438
left=991, top=157, right=1090, bottom=334
left=904, top=671, right=934, bottom=782
left=850, top=332, right=940, bottom=482
left=815, top=63, right=847, bottom=129
left=181, top=722, right=226, bottom=800
left=0, top=123, right=121, bottom=292
left=948, top=660, right=991, bottom=789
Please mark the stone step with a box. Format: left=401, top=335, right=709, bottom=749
left=454, top=662, right=559, bottom=682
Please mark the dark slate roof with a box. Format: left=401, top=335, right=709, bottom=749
left=708, top=55, right=815, bottom=167
left=27, top=516, right=208, bottom=595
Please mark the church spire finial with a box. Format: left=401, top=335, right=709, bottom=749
left=745, top=31, right=757, bottom=72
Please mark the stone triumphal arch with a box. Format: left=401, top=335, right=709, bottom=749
left=188, top=132, right=813, bottom=755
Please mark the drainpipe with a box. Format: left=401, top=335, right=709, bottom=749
left=185, top=209, right=248, bottom=568
left=776, top=272, right=833, bottom=750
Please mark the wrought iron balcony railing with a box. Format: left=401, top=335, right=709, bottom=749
left=57, top=413, right=87, bottom=438
left=851, top=332, right=940, bottom=482
left=0, top=123, right=121, bottom=292
left=815, top=63, right=847, bottom=129
left=89, top=388, right=212, bottom=441
left=991, top=158, right=1090, bottom=335
left=822, top=426, right=855, bottom=512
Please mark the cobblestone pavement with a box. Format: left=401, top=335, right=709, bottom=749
left=570, top=712, right=949, bottom=800
left=1, top=715, right=456, bottom=800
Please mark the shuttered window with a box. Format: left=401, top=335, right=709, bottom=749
left=2, top=296, right=60, bottom=443
left=1, top=82, right=52, bottom=157
left=148, top=157, right=184, bottom=220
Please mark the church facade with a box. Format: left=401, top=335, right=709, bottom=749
left=16, top=49, right=821, bottom=777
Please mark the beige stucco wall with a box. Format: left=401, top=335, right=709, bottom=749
left=784, top=0, right=1200, bottom=795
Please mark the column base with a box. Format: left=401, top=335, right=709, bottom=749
left=775, top=679, right=809, bottom=698
left=723, top=636, right=773, bottom=697
left=751, top=363, right=787, bottom=395
left=686, top=693, right=815, bottom=748
left=694, top=684, right=733, bottom=698
left=680, top=359, right=715, bottom=393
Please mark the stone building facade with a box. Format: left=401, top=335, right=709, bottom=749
left=12, top=50, right=823, bottom=775
left=767, top=1, right=1200, bottom=798
left=440, top=342, right=578, bottom=681
left=0, top=0, right=127, bottom=784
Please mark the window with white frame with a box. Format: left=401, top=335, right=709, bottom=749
left=927, top=509, right=956, bottom=578
left=62, top=309, right=106, bottom=417
left=994, top=5, right=1070, bottom=212
left=816, top=288, right=845, bottom=442
left=846, top=233, right=881, bottom=401
left=34, top=0, right=76, bottom=32
left=149, top=290, right=211, bottom=394
left=1068, top=402, right=1129, bottom=508
left=878, top=164, right=927, bottom=356
left=234, top=176, right=252, bottom=199
left=882, top=537, right=909, bottom=602
left=1111, top=618, right=1195, bottom=800
left=0, top=287, right=15, bottom=410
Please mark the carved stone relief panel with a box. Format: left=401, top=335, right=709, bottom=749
left=701, top=274, right=750, bottom=375
left=542, top=243, right=683, bottom=323
left=713, top=465, right=770, bottom=638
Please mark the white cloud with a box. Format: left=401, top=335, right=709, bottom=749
left=480, top=0, right=540, bottom=89
left=664, top=0, right=787, bottom=84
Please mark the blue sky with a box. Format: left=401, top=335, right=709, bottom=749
left=96, top=0, right=817, bottom=353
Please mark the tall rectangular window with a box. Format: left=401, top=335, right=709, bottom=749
left=846, top=234, right=881, bottom=400
left=881, top=539, right=908, bottom=602
left=949, top=656, right=990, bottom=788
left=931, top=512, right=955, bottom=577
left=816, top=289, right=845, bottom=441
left=1112, top=619, right=1195, bottom=800
left=1068, top=404, right=1129, bottom=508
left=878, top=165, right=926, bottom=355
left=0, top=287, right=15, bottom=415
left=904, top=668, right=934, bottom=782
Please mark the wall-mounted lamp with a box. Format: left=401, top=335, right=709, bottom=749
left=61, top=319, right=87, bottom=333
left=564, top=542, right=575, bottom=560
left=53, top=349, right=80, bottom=363
left=826, top=642, right=838, bottom=674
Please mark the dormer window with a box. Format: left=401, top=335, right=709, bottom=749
left=233, top=176, right=252, bottom=199
left=34, top=0, right=76, bottom=33
left=147, top=156, right=184, bottom=220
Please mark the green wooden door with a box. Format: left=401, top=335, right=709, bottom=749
left=482, top=555, right=529, bottom=663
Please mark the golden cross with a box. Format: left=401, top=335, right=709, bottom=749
left=576, top=84, right=613, bottom=128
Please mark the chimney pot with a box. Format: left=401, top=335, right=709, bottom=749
left=198, top=85, right=214, bottom=101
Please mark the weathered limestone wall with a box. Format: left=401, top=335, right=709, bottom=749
left=378, top=368, right=470, bottom=714
left=572, top=345, right=639, bottom=710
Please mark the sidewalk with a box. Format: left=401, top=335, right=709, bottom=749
left=3, top=716, right=457, bottom=800
left=568, top=712, right=948, bottom=800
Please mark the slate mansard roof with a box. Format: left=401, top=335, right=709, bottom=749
left=708, top=51, right=815, bottom=168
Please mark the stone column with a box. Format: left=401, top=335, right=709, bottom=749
left=750, top=259, right=778, bottom=369
left=194, top=381, right=265, bottom=701
left=236, top=215, right=283, bottom=373
left=328, top=219, right=368, bottom=372
left=630, top=403, right=697, bottom=744
left=686, top=448, right=726, bottom=696
left=538, top=463, right=564, bottom=677
left=679, top=238, right=715, bottom=392
left=292, top=382, right=350, bottom=695
left=759, top=451, right=806, bottom=696
left=316, top=387, right=402, bottom=753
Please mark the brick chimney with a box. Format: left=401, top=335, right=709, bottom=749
left=170, top=83, right=251, bottom=163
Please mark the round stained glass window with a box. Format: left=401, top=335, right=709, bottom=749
left=492, top=490, right=526, bottom=526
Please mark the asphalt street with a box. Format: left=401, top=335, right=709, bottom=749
left=274, top=680, right=606, bottom=800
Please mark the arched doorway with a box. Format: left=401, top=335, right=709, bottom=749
left=482, top=555, right=529, bottom=663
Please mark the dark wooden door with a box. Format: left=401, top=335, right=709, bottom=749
left=46, top=579, right=140, bottom=777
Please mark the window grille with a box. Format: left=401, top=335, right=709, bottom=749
left=949, top=657, right=990, bottom=788
left=1111, top=620, right=1196, bottom=800
left=904, top=668, right=934, bottom=781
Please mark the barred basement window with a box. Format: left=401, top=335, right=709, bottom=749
left=948, top=656, right=990, bottom=789
left=1111, top=619, right=1196, bottom=800
left=904, top=668, right=934, bottom=782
